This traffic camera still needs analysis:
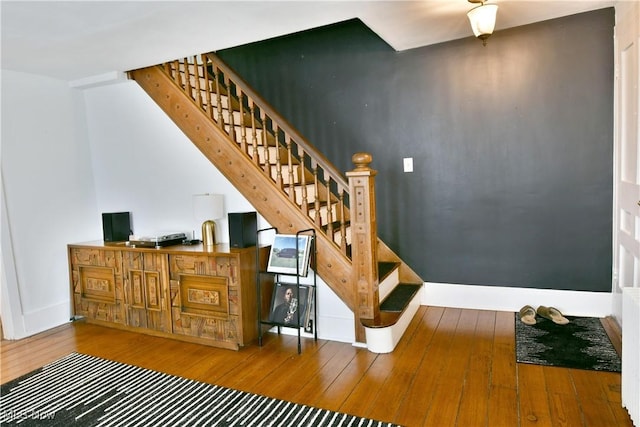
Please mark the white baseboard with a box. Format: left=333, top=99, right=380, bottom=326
left=423, top=282, right=613, bottom=318
left=317, top=314, right=355, bottom=343
left=21, top=301, right=71, bottom=339
left=6, top=285, right=614, bottom=345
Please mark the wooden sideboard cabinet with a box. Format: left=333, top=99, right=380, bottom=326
left=68, top=241, right=269, bottom=350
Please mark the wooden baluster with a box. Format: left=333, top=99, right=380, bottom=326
left=177, top=60, right=183, bottom=84
left=182, top=58, right=192, bottom=97
left=338, top=187, right=348, bottom=255
left=260, top=110, right=272, bottom=177
left=326, top=176, right=334, bottom=229
left=285, top=135, right=296, bottom=202
left=193, top=56, right=201, bottom=102
left=298, top=147, right=309, bottom=215
left=201, top=55, right=214, bottom=122
left=312, top=161, right=321, bottom=226
left=213, top=68, right=224, bottom=128
left=192, top=56, right=203, bottom=107
left=224, top=75, right=236, bottom=143
left=173, top=60, right=182, bottom=87
left=163, top=62, right=171, bottom=76
left=200, top=57, right=210, bottom=112
left=177, top=60, right=183, bottom=83
left=273, top=123, right=283, bottom=189
left=238, top=93, right=248, bottom=153
left=248, top=100, right=260, bottom=166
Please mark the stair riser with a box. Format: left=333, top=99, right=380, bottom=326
left=379, top=268, right=400, bottom=301
left=284, top=183, right=317, bottom=204
left=309, top=204, right=340, bottom=225
left=224, top=126, right=272, bottom=145
left=269, top=164, right=303, bottom=185
left=331, top=226, right=351, bottom=247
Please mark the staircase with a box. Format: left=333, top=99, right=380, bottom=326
left=128, top=53, right=423, bottom=352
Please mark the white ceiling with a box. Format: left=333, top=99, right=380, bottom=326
left=1, top=0, right=616, bottom=83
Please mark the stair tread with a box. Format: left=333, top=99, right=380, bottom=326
left=360, top=311, right=403, bottom=329
left=380, top=283, right=421, bottom=312
left=361, top=283, right=421, bottom=329
left=321, top=220, right=351, bottom=232
left=378, top=261, right=400, bottom=282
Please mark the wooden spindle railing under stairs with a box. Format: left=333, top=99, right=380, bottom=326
left=128, top=52, right=422, bottom=345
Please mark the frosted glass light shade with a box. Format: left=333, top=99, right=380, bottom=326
left=193, top=193, right=224, bottom=222
left=467, top=4, right=498, bottom=40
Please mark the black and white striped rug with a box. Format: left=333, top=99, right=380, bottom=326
left=1, top=353, right=400, bottom=426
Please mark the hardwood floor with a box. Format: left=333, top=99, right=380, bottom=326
left=1, top=306, right=633, bottom=426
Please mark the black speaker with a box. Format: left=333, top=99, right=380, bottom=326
left=102, top=212, right=131, bottom=242
left=228, top=212, right=257, bottom=248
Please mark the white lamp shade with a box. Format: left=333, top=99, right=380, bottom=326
left=193, top=193, right=224, bottom=222
left=467, top=4, right=498, bottom=38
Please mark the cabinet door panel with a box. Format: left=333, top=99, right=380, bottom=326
left=70, top=248, right=125, bottom=325
left=79, top=266, right=116, bottom=303
left=122, top=252, right=170, bottom=332
left=144, top=271, right=162, bottom=311
left=169, top=254, right=240, bottom=346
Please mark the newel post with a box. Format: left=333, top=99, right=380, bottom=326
left=346, top=153, right=380, bottom=343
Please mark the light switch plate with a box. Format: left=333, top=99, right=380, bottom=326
left=403, top=157, right=413, bottom=173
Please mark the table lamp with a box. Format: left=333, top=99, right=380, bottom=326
left=193, top=193, right=224, bottom=248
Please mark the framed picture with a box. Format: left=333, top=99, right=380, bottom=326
left=266, top=234, right=313, bottom=276
left=268, top=283, right=313, bottom=329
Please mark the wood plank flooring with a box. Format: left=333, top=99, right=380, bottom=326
left=1, top=306, right=634, bottom=426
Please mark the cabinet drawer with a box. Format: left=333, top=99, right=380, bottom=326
left=179, top=274, right=229, bottom=318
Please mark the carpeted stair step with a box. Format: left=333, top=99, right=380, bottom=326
left=380, top=283, right=421, bottom=312
left=361, top=283, right=422, bottom=329
left=378, top=261, right=399, bottom=283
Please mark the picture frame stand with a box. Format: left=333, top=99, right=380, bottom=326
left=256, top=227, right=317, bottom=354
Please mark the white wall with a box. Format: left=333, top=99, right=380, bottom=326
left=0, top=71, right=355, bottom=343
left=82, top=80, right=354, bottom=343
left=1, top=70, right=99, bottom=338
left=83, top=79, right=261, bottom=239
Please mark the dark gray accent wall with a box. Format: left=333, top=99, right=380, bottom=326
left=219, top=8, right=614, bottom=292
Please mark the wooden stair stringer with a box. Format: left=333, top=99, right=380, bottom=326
left=129, top=65, right=355, bottom=311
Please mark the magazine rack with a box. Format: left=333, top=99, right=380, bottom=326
left=256, top=227, right=317, bottom=354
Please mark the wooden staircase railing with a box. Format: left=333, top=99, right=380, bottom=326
left=164, top=54, right=352, bottom=255
left=128, top=52, right=423, bottom=343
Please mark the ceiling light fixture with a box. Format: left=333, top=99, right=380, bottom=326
left=467, top=0, right=498, bottom=46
